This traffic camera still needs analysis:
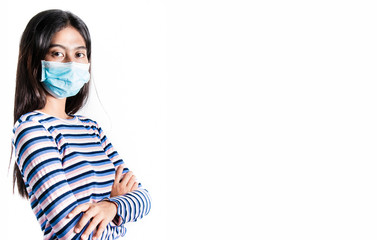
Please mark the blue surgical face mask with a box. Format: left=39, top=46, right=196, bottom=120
left=40, top=60, right=90, bottom=99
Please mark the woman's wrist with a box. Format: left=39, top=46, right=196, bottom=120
left=103, top=200, right=118, bottom=220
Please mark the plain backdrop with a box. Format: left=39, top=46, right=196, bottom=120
left=1, top=0, right=377, bottom=239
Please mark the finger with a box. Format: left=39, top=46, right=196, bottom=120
left=131, top=181, right=138, bottom=191
left=81, top=216, right=102, bottom=240
left=120, top=171, right=133, bottom=186
left=114, top=165, right=124, bottom=183
left=93, top=220, right=108, bottom=240
left=67, top=203, right=91, bottom=219
left=126, top=175, right=136, bottom=188
left=74, top=207, right=96, bottom=233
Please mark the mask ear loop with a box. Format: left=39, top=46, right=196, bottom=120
left=88, top=61, right=113, bottom=132
left=7, top=140, right=16, bottom=178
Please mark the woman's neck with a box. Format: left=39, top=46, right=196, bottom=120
left=36, top=94, right=72, bottom=119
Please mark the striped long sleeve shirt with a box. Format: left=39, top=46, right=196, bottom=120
left=11, top=110, right=151, bottom=240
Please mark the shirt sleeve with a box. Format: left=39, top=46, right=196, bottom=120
left=12, top=120, right=88, bottom=240
left=96, top=122, right=152, bottom=225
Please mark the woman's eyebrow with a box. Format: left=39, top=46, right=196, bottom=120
left=49, top=44, right=87, bottom=50
left=75, top=46, right=87, bottom=50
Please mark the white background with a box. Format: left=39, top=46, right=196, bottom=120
left=1, top=0, right=377, bottom=239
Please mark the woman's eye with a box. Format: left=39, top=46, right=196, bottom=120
left=52, top=52, right=64, bottom=57
left=76, top=52, right=86, bottom=58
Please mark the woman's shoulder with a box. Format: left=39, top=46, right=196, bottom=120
left=74, top=114, right=98, bottom=125
left=11, top=111, right=51, bottom=147
left=12, top=111, right=99, bottom=132
left=11, top=111, right=102, bottom=145
left=12, top=111, right=45, bottom=132
left=12, top=111, right=104, bottom=139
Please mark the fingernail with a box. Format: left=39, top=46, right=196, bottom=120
left=75, top=228, right=80, bottom=233
left=67, top=213, right=72, bottom=218
left=81, top=234, right=86, bottom=239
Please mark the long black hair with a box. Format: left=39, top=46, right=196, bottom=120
left=12, top=9, right=92, bottom=198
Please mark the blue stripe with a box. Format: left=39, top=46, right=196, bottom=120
left=44, top=191, right=74, bottom=217
left=108, top=151, right=119, bottom=159
left=25, top=112, right=40, bottom=121
left=62, top=150, right=107, bottom=163
left=36, top=208, right=44, bottom=219
left=15, top=125, right=47, bottom=148
left=48, top=124, right=97, bottom=131
left=18, top=135, right=55, bottom=160
left=100, top=134, right=107, bottom=143
left=131, top=193, right=142, bottom=219
left=57, top=133, right=98, bottom=142
left=44, top=225, right=52, bottom=236
left=122, top=167, right=130, bottom=174
left=21, top=146, right=59, bottom=173
left=50, top=201, right=77, bottom=226
left=144, top=189, right=152, bottom=214
left=39, top=116, right=57, bottom=124
left=38, top=179, right=66, bottom=203
left=133, top=191, right=146, bottom=218
left=60, top=141, right=101, bottom=151
left=26, top=157, right=61, bottom=183
left=114, top=159, right=124, bottom=167
left=41, top=219, right=47, bottom=230
left=32, top=169, right=65, bottom=194
left=56, top=212, right=82, bottom=238
left=64, top=159, right=112, bottom=172
left=70, top=180, right=114, bottom=194
left=138, top=189, right=151, bottom=215
left=67, top=169, right=114, bottom=184
left=104, top=142, right=112, bottom=151
left=31, top=198, right=38, bottom=208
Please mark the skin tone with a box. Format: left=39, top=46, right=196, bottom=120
left=37, top=26, right=88, bottom=119
left=36, top=26, right=138, bottom=240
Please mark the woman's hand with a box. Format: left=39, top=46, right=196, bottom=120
left=67, top=166, right=138, bottom=239
left=67, top=201, right=117, bottom=240
left=110, top=165, right=138, bottom=197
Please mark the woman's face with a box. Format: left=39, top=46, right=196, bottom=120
left=44, top=26, right=89, bottom=64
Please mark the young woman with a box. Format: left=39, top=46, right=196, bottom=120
left=11, top=9, right=151, bottom=240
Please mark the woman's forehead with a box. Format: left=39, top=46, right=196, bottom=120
left=50, top=26, right=86, bottom=48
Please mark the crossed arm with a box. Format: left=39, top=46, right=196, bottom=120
left=13, top=120, right=151, bottom=240
left=67, top=166, right=139, bottom=240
